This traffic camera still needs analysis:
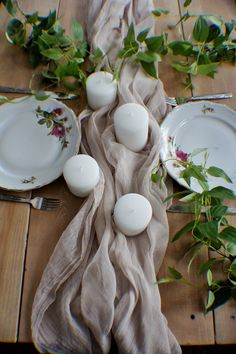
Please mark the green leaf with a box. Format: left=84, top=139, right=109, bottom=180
left=136, top=51, right=161, bottom=63
left=196, top=221, right=219, bottom=240
left=2, top=0, right=17, bottom=16
left=157, top=277, right=176, bottom=284
left=196, top=63, right=219, bottom=77
left=140, top=61, right=157, bottom=79
left=171, top=61, right=195, bottom=74
left=207, top=269, right=213, bottom=286
left=206, top=285, right=231, bottom=312
left=207, top=186, right=236, bottom=200
left=206, top=290, right=215, bottom=310
left=38, top=9, right=56, bottom=30
left=118, top=40, right=139, bottom=58
left=179, top=192, right=198, bottom=203
left=168, top=267, right=183, bottom=280
left=184, top=0, right=192, bottom=7
left=25, top=12, right=39, bottom=24
left=41, top=48, right=64, bottom=60
left=33, top=91, right=50, bottom=101
left=206, top=166, right=232, bottom=183
left=0, top=95, right=10, bottom=105
left=229, top=261, right=236, bottom=278
left=168, top=40, right=193, bottom=56
left=72, top=18, right=84, bottom=42
left=219, top=226, right=236, bottom=245
left=145, top=35, right=165, bottom=53
left=206, top=24, right=221, bottom=42
left=38, top=118, right=46, bottom=125
left=172, top=220, right=195, bottom=242
left=6, top=19, right=26, bottom=46
left=151, top=173, right=159, bottom=183
left=209, top=205, right=228, bottom=218
left=124, top=23, right=136, bottom=46
left=137, top=28, right=150, bottom=42
left=152, top=8, right=169, bottom=17
left=193, top=16, right=209, bottom=42
left=198, top=258, right=217, bottom=274
left=185, top=242, right=203, bottom=272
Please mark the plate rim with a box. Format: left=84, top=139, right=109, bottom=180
left=160, top=100, right=236, bottom=192
left=0, top=95, right=81, bottom=191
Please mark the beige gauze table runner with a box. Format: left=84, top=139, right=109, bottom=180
left=32, top=0, right=181, bottom=353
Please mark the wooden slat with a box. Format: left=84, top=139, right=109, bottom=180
left=159, top=211, right=215, bottom=344
left=177, top=0, right=236, bottom=344
left=0, top=198, right=29, bottom=341
left=154, top=0, right=191, bottom=98
left=18, top=0, right=86, bottom=341
left=155, top=0, right=214, bottom=345
left=18, top=177, right=83, bottom=342
left=0, top=0, right=60, bottom=342
left=178, top=0, right=236, bottom=110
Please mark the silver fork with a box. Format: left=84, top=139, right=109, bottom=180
left=165, top=92, right=233, bottom=106
left=0, top=194, right=62, bottom=211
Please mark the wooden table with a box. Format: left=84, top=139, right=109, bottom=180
left=0, top=0, right=235, bottom=347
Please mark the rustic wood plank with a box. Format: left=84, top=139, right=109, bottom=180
left=0, top=0, right=60, bottom=342
left=18, top=0, right=85, bottom=341
left=155, top=0, right=215, bottom=345
left=0, top=199, right=29, bottom=341
left=18, top=177, right=83, bottom=342
left=159, top=211, right=215, bottom=344
left=154, top=0, right=191, bottom=98
left=178, top=0, right=236, bottom=110
left=178, top=0, right=236, bottom=344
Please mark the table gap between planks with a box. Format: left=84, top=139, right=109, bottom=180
left=0, top=0, right=235, bottom=347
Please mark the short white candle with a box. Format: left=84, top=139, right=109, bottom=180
left=113, top=193, right=152, bottom=236
left=113, top=103, right=149, bottom=152
left=63, top=154, right=100, bottom=197
left=86, top=71, right=118, bottom=110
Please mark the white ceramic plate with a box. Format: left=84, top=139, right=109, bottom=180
left=160, top=101, right=236, bottom=193
left=0, top=96, right=80, bottom=191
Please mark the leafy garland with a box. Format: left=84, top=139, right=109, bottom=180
left=1, top=0, right=235, bottom=91
left=152, top=149, right=236, bottom=313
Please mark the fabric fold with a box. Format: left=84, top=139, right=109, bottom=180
left=32, top=1, right=181, bottom=353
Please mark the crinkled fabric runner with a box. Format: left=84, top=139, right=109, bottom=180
left=32, top=1, right=181, bottom=353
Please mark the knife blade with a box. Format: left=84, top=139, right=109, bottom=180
left=0, top=85, right=79, bottom=100
left=167, top=204, right=236, bottom=214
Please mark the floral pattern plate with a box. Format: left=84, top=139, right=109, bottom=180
left=0, top=96, right=80, bottom=191
left=160, top=101, right=236, bottom=193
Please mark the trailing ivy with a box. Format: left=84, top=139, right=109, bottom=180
left=154, top=150, right=236, bottom=313
left=3, top=1, right=88, bottom=91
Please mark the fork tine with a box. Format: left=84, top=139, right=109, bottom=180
left=165, top=96, right=177, bottom=106
left=41, top=198, right=62, bottom=210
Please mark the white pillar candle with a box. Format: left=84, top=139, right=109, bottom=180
left=113, top=103, right=149, bottom=152
left=113, top=193, right=152, bottom=236
left=86, top=71, right=118, bottom=110
left=63, top=154, right=100, bottom=197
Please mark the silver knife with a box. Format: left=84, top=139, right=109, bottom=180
left=0, top=85, right=79, bottom=100
left=167, top=204, right=236, bottom=214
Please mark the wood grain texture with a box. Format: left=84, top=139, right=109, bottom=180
left=154, top=0, right=192, bottom=97
left=0, top=0, right=60, bottom=342
left=18, top=178, right=83, bottom=341
left=178, top=0, right=236, bottom=344
left=18, top=1, right=85, bottom=341
left=159, top=210, right=215, bottom=344
left=0, top=199, right=29, bottom=341
left=178, top=0, right=236, bottom=110
left=155, top=0, right=214, bottom=345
